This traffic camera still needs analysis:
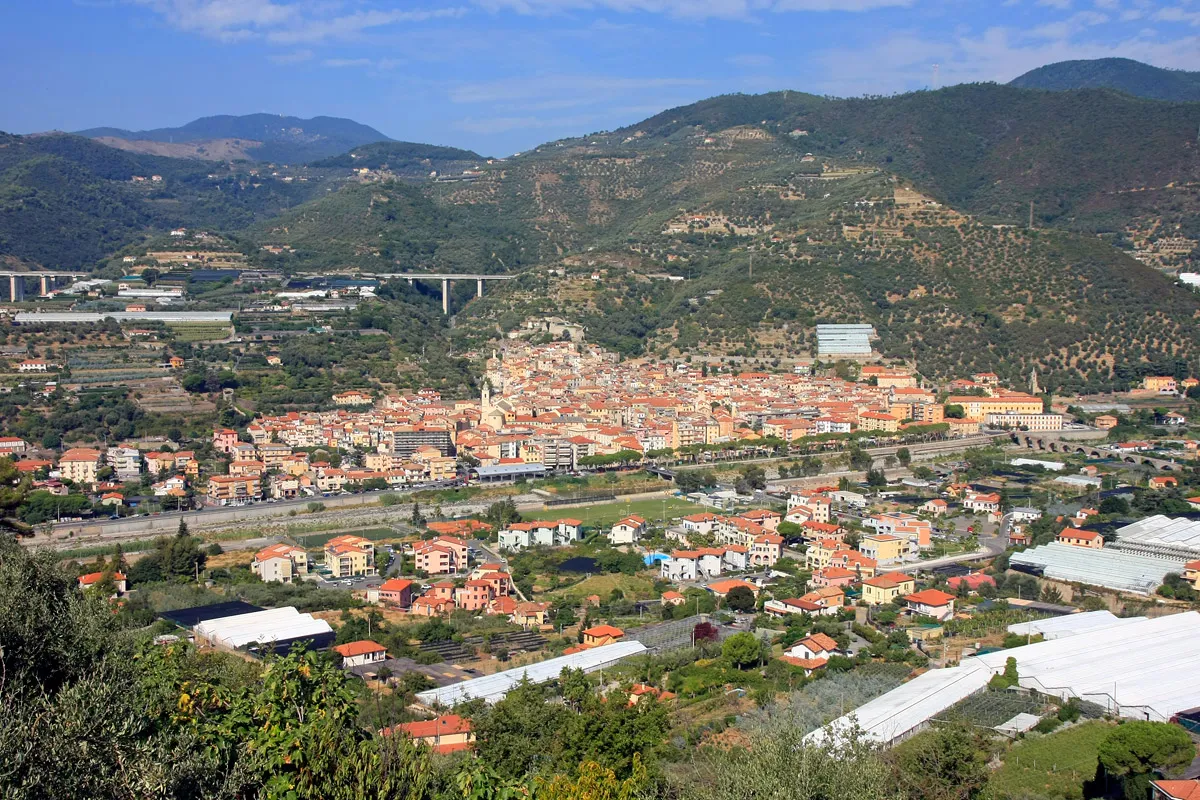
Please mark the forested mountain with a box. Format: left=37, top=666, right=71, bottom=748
left=77, top=113, right=391, bottom=163
left=1010, top=58, right=1200, bottom=103
left=308, top=141, right=487, bottom=178
left=5, top=80, right=1200, bottom=388
left=0, top=132, right=327, bottom=268
left=616, top=84, right=1200, bottom=234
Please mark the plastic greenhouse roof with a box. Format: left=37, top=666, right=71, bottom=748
left=1009, top=542, right=1180, bottom=595
left=416, top=640, right=647, bottom=707
left=806, top=612, right=1200, bottom=746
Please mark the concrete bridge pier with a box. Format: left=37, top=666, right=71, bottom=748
left=9, top=276, right=23, bottom=302
left=40, top=276, right=51, bottom=297
left=442, top=279, right=450, bottom=315
left=477, top=278, right=484, bottom=298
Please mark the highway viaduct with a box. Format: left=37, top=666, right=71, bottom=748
left=376, top=273, right=517, bottom=314
left=0, top=271, right=89, bottom=301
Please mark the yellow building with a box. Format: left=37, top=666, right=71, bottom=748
left=857, top=411, right=901, bottom=432
left=859, top=533, right=908, bottom=564
left=325, top=534, right=375, bottom=578
left=861, top=572, right=915, bottom=605
left=945, top=393, right=1044, bottom=421
left=58, top=448, right=102, bottom=485
left=1142, top=376, right=1177, bottom=394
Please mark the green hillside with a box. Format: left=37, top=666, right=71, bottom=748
left=309, top=141, right=486, bottom=177
left=0, top=132, right=327, bottom=268
left=620, top=84, right=1200, bottom=234
left=449, top=162, right=1200, bottom=393
left=247, top=179, right=536, bottom=276
left=1010, top=58, right=1200, bottom=103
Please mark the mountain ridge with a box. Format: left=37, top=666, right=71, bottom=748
left=1009, top=58, right=1200, bottom=102
left=75, top=113, right=392, bottom=163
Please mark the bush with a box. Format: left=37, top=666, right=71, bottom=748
left=1033, top=716, right=1062, bottom=734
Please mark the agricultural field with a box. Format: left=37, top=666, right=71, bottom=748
left=984, top=720, right=1114, bottom=800
left=168, top=323, right=233, bottom=342
left=549, top=496, right=705, bottom=529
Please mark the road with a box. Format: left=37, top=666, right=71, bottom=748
left=669, top=434, right=1006, bottom=472
left=469, top=538, right=529, bottom=602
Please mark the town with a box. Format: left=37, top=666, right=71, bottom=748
left=13, top=333, right=1200, bottom=800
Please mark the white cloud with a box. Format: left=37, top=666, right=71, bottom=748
left=808, top=24, right=1200, bottom=97
left=267, top=7, right=467, bottom=44
left=1036, top=0, right=1072, bottom=8
left=131, top=0, right=294, bottom=39
left=1028, top=10, right=1108, bottom=39
left=1093, top=0, right=1117, bottom=8
left=129, top=1, right=467, bottom=44
left=1152, top=6, right=1200, bottom=25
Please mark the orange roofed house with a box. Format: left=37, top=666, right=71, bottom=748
left=333, top=640, right=387, bottom=668
left=78, top=570, right=127, bottom=598
left=1058, top=528, right=1104, bottom=550
left=377, top=578, right=415, bottom=608
left=387, top=715, right=475, bottom=754
left=903, top=589, right=956, bottom=622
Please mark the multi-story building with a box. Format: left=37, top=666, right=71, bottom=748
left=861, top=572, right=915, bottom=605
left=58, top=448, right=102, bottom=485
left=325, top=535, right=375, bottom=578
left=207, top=475, right=261, bottom=505
left=984, top=412, right=1064, bottom=432
left=252, top=543, right=309, bottom=583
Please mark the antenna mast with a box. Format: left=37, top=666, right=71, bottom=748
left=931, top=64, right=940, bottom=90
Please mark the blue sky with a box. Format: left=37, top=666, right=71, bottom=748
left=4, top=0, right=1200, bottom=155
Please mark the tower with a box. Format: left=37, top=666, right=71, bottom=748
left=481, top=380, right=492, bottom=413
left=1029, top=367, right=1041, bottom=397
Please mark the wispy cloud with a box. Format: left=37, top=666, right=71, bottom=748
left=1028, top=10, right=1108, bottom=39
left=268, top=48, right=313, bottom=64
left=129, top=0, right=466, bottom=44
left=267, top=7, right=467, bottom=44
left=450, top=75, right=709, bottom=104
left=810, top=25, right=1200, bottom=97
left=471, top=0, right=913, bottom=19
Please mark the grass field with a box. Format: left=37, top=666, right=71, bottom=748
left=545, top=572, right=658, bottom=602
left=294, top=527, right=398, bottom=547
left=540, top=497, right=704, bottom=529
left=985, top=721, right=1114, bottom=800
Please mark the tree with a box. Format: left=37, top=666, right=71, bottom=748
left=1100, top=496, right=1131, bottom=515
left=410, top=502, right=425, bottom=527
left=944, top=404, right=966, bottom=419
left=1097, top=721, right=1194, bottom=780
left=891, top=720, right=989, bottom=800
left=678, top=721, right=899, bottom=800
left=735, top=465, right=766, bottom=494
left=722, top=632, right=761, bottom=669
left=724, top=585, right=756, bottom=613
left=896, top=447, right=912, bottom=468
